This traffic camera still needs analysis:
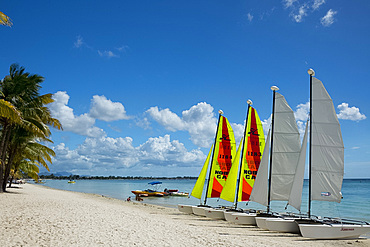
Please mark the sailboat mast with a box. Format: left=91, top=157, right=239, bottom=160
left=267, top=86, right=279, bottom=213
left=308, top=68, right=315, bottom=217
left=204, top=110, right=223, bottom=205
left=234, top=100, right=252, bottom=209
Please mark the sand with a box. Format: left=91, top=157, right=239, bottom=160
left=0, top=184, right=368, bottom=247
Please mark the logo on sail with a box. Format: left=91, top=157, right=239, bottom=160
left=248, top=128, right=260, bottom=136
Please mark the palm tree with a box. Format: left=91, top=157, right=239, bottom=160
left=0, top=11, right=12, bottom=27
left=0, top=64, right=62, bottom=191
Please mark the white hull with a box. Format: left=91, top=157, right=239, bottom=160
left=299, top=224, right=370, bottom=239
left=256, top=217, right=273, bottom=230
left=192, top=206, right=208, bottom=216
left=223, top=211, right=237, bottom=222
left=227, top=212, right=257, bottom=225
left=265, top=218, right=300, bottom=233
left=177, top=204, right=193, bottom=214
left=204, top=208, right=225, bottom=220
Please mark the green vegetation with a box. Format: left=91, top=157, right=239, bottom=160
left=0, top=64, right=62, bottom=192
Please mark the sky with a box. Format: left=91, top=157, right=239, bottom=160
left=1, top=1, right=369, bottom=178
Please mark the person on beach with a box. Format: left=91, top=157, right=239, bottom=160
left=135, top=194, right=143, bottom=201
left=126, top=197, right=131, bottom=201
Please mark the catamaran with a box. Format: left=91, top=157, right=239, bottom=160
left=178, top=110, right=236, bottom=217
left=295, top=69, right=370, bottom=239
left=220, top=100, right=266, bottom=225
left=249, top=86, right=304, bottom=230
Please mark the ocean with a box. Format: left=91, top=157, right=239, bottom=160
left=37, top=178, right=370, bottom=222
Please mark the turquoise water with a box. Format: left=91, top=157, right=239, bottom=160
left=38, top=179, right=370, bottom=222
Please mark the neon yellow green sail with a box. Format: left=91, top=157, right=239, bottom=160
left=220, top=107, right=265, bottom=204
left=190, top=144, right=213, bottom=199
left=219, top=137, right=243, bottom=202
left=206, top=116, right=236, bottom=198
left=237, top=107, right=265, bottom=202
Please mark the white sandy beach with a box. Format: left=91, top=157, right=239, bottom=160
left=0, top=184, right=369, bottom=247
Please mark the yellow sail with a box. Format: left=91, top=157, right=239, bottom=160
left=190, top=144, right=213, bottom=199
left=237, top=107, right=265, bottom=202
left=219, top=137, right=243, bottom=202
left=207, top=116, right=236, bottom=198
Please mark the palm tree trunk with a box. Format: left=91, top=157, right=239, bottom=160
left=0, top=122, right=8, bottom=193
left=2, top=145, right=15, bottom=192
left=8, top=167, right=18, bottom=188
left=0, top=125, right=11, bottom=192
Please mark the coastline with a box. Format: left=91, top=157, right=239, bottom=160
left=0, top=184, right=368, bottom=246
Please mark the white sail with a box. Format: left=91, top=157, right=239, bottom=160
left=288, top=120, right=308, bottom=211
left=250, top=129, right=270, bottom=206
left=270, top=92, right=302, bottom=201
left=311, top=77, right=344, bottom=203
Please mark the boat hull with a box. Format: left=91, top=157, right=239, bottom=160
left=204, top=208, right=225, bottom=220
left=177, top=204, right=193, bottom=214
left=131, top=190, right=165, bottom=197
left=299, top=224, right=370, bottom=239
left=192, top=206, right=209, bottom=216
left=265, top=218, right=300, bottom=234
left=227, top=212, right=257, bottom=225
left=256, top=217, right=272, bottom=230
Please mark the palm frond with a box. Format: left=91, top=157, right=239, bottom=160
left=0, top=11, right=12, bottom=27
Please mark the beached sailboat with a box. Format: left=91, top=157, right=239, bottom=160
left=296, top=69, right=370, bottom=239
left=178, top=110, right=236, bottom=217
left=264, top=121, right=309, bottom=233
left=220, top=100, right=266, bottom=225
left=250, top=86, right=303, bottom=230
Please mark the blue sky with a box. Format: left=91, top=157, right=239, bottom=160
left=1, top=1, right=369, bottom=177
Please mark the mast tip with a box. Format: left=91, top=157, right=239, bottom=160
left=308, top=68, right=315, bottom=76
left=218, top=110, right=223, bottom=115
left=247, top=100, right=253, bottom=105
left=271, top=86, right=279, bottom=91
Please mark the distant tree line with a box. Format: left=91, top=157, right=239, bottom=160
left=39, top=174, right=197, bottom=180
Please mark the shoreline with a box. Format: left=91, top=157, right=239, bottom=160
left=0, top=184, right=368, bottom=246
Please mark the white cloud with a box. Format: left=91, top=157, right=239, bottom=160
left=247, top=13, right=253, bottom=22
left=49, top=91, right=105, bottom=138
left=337, top=103, right=366, bottom=121
left=74, top=35, right=84, bottom=48
left=231, top=122, right=244, bottom=144
left=116, top=45, right=129, bottom=52
left=261, top=115, right=271, bottom=137
left=283, top=0, right=297, bottom=8
left=147, top=103, right=217, bottom=147
left=98, top=50, right=119, bottom=58
left=139, top=135, right=205, bottom=166
left=146, top=107, right=185, bottom=132
left=135, top=117, right=151, bottom=130
left=312, top=0, right=325, bottom=10
left=89, top=95, right=130, bottom=121
left=291, top=5, right=308, bottom=23
left=51, top=135, right=205, bottom=175
left=294, top=102, right=309, bottom=121
left=321, top=9, right=337, bottom=27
